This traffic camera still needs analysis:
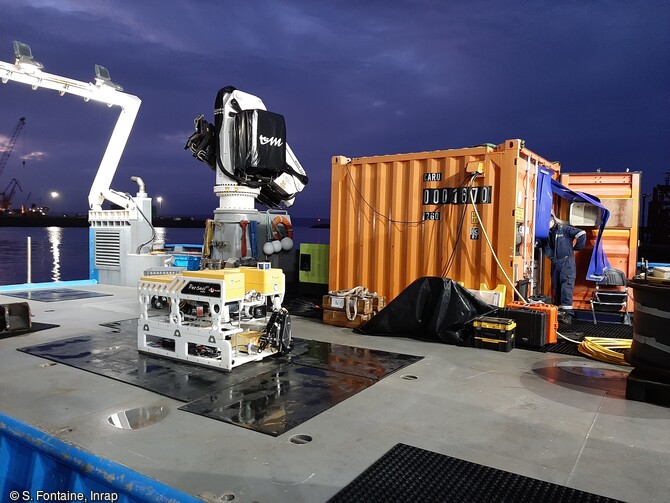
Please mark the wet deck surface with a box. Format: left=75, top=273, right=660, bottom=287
left=19, top=320, right=421, bottom=435
left=1, top=284, right=669, bottom=503
left=4, top=288, right=111, bottom=302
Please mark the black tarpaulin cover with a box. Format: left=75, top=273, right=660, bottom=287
left=355, top=277, right=494, bottom=345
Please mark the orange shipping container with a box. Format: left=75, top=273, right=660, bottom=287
left=558, top=172, right=641, bottom=311
left=329, top=139, right=560, bottom=304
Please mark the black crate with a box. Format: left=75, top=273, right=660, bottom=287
left=473, top=317, right=516, bottom=352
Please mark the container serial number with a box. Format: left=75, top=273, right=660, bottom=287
left=422, top=186, right=492, bottom=205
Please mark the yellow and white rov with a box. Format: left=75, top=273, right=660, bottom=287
left=138, top=266, right=291, bottom=371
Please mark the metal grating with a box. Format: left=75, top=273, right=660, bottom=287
left=94, top=230, right=121, bottom=268
left=538, top=320, right=632, bottom=357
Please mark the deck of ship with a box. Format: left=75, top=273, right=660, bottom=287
left=1, top=283, right=669, bottom=502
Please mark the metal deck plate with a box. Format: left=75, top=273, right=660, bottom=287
left=18, top=319, right=422, bottom=435
left=4, top=289, right=111, bottom=302
left=328, top=443, right=623, bottom=503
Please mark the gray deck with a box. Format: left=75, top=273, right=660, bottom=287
left=1, top=284, right=668, bottom=503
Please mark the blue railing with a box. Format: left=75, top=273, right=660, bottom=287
left=0, top=413, right=202, bottom=503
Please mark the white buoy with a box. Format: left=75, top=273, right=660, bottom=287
left=272, top=240, right=282, bottom=253
left=262, top=242, right=275, bottom=255
left=281, top=237, right=294, bottom=251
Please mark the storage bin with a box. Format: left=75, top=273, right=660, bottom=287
left=172, top=254, right=201, bottom=271
left=473, top=316, right=516, bottom=352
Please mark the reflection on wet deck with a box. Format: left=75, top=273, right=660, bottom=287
left=19, top=319, right=423, bottom=435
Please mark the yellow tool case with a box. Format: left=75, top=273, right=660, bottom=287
left=472, top=316, right=516, bottom=352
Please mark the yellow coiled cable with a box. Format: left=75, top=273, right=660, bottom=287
left=578, top=337, right=632, bottom=366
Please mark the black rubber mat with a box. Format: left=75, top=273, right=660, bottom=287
left=4, top=288, right=111, bottom=302
left=0, top=322, right=59, bottom=339
left=290, top=341, right=420, bottom=380
left=18, top=319, right=422, bottom=435
left=179, top=365, right=374, bottom=436
left=18, top=329, right=300, bottom=402
left=561, top=319, right=633, bottom=339
left=329, top=443, right=622, bottom=503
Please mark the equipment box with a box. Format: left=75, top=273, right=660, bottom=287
left=182, top=270, right=246, bottom=300
left=373, top=296, right=386, bottom=312
left=507, top=301, right=557, bottom=344
left=322, top=295, right=373, bottom=315
left=495, top=307, right=547, bottom=348
left=322, top=308, right=371, bottom=329
left=240, top=267, right=285, bottom=295
left=473, top=316, right=516, bottom=352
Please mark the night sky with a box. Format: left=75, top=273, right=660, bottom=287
left=0, top=1, right=668, bottom=219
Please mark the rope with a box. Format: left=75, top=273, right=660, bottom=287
left=328, top=286, right=378, bottom=321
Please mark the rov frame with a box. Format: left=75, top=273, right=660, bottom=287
left=138, top=267, right=288, bottom=371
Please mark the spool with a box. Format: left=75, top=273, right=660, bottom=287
left=626, top=278, right=670, bottom=371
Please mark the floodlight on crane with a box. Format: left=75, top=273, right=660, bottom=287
left=0, top=40, right=141, bottom=211
left=13, top=41, right=43, bottom=71
left=94, top=64, right=123, bottom=91
left=0, top=39, right=169, bottom=287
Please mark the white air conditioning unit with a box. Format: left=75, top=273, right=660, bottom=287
left=570, top=202, right=601, bottom=227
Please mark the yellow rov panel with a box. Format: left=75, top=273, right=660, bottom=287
left=239, top=267, right=285, bottom=295
left=181, top=269, right=246, bottom=300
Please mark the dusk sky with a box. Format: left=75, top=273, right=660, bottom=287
left=0, top=1, right=668, bottom=219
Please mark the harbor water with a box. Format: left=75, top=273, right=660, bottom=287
left=0, top=225, right=328, bottom=286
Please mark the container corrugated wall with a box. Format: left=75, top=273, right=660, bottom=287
left=329, top=140, right=560, bottom=303
left=560, top=172, right=641, bottom=311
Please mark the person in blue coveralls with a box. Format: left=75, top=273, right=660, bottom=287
left=543, top=213, right=587, bottom=324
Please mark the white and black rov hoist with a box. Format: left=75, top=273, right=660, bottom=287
left=138, top=86, right=308, bottom=371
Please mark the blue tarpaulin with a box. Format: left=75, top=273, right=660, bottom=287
left=536, top=168, right=611, bottom=281
left=536, top=167, right=555, bottom=240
